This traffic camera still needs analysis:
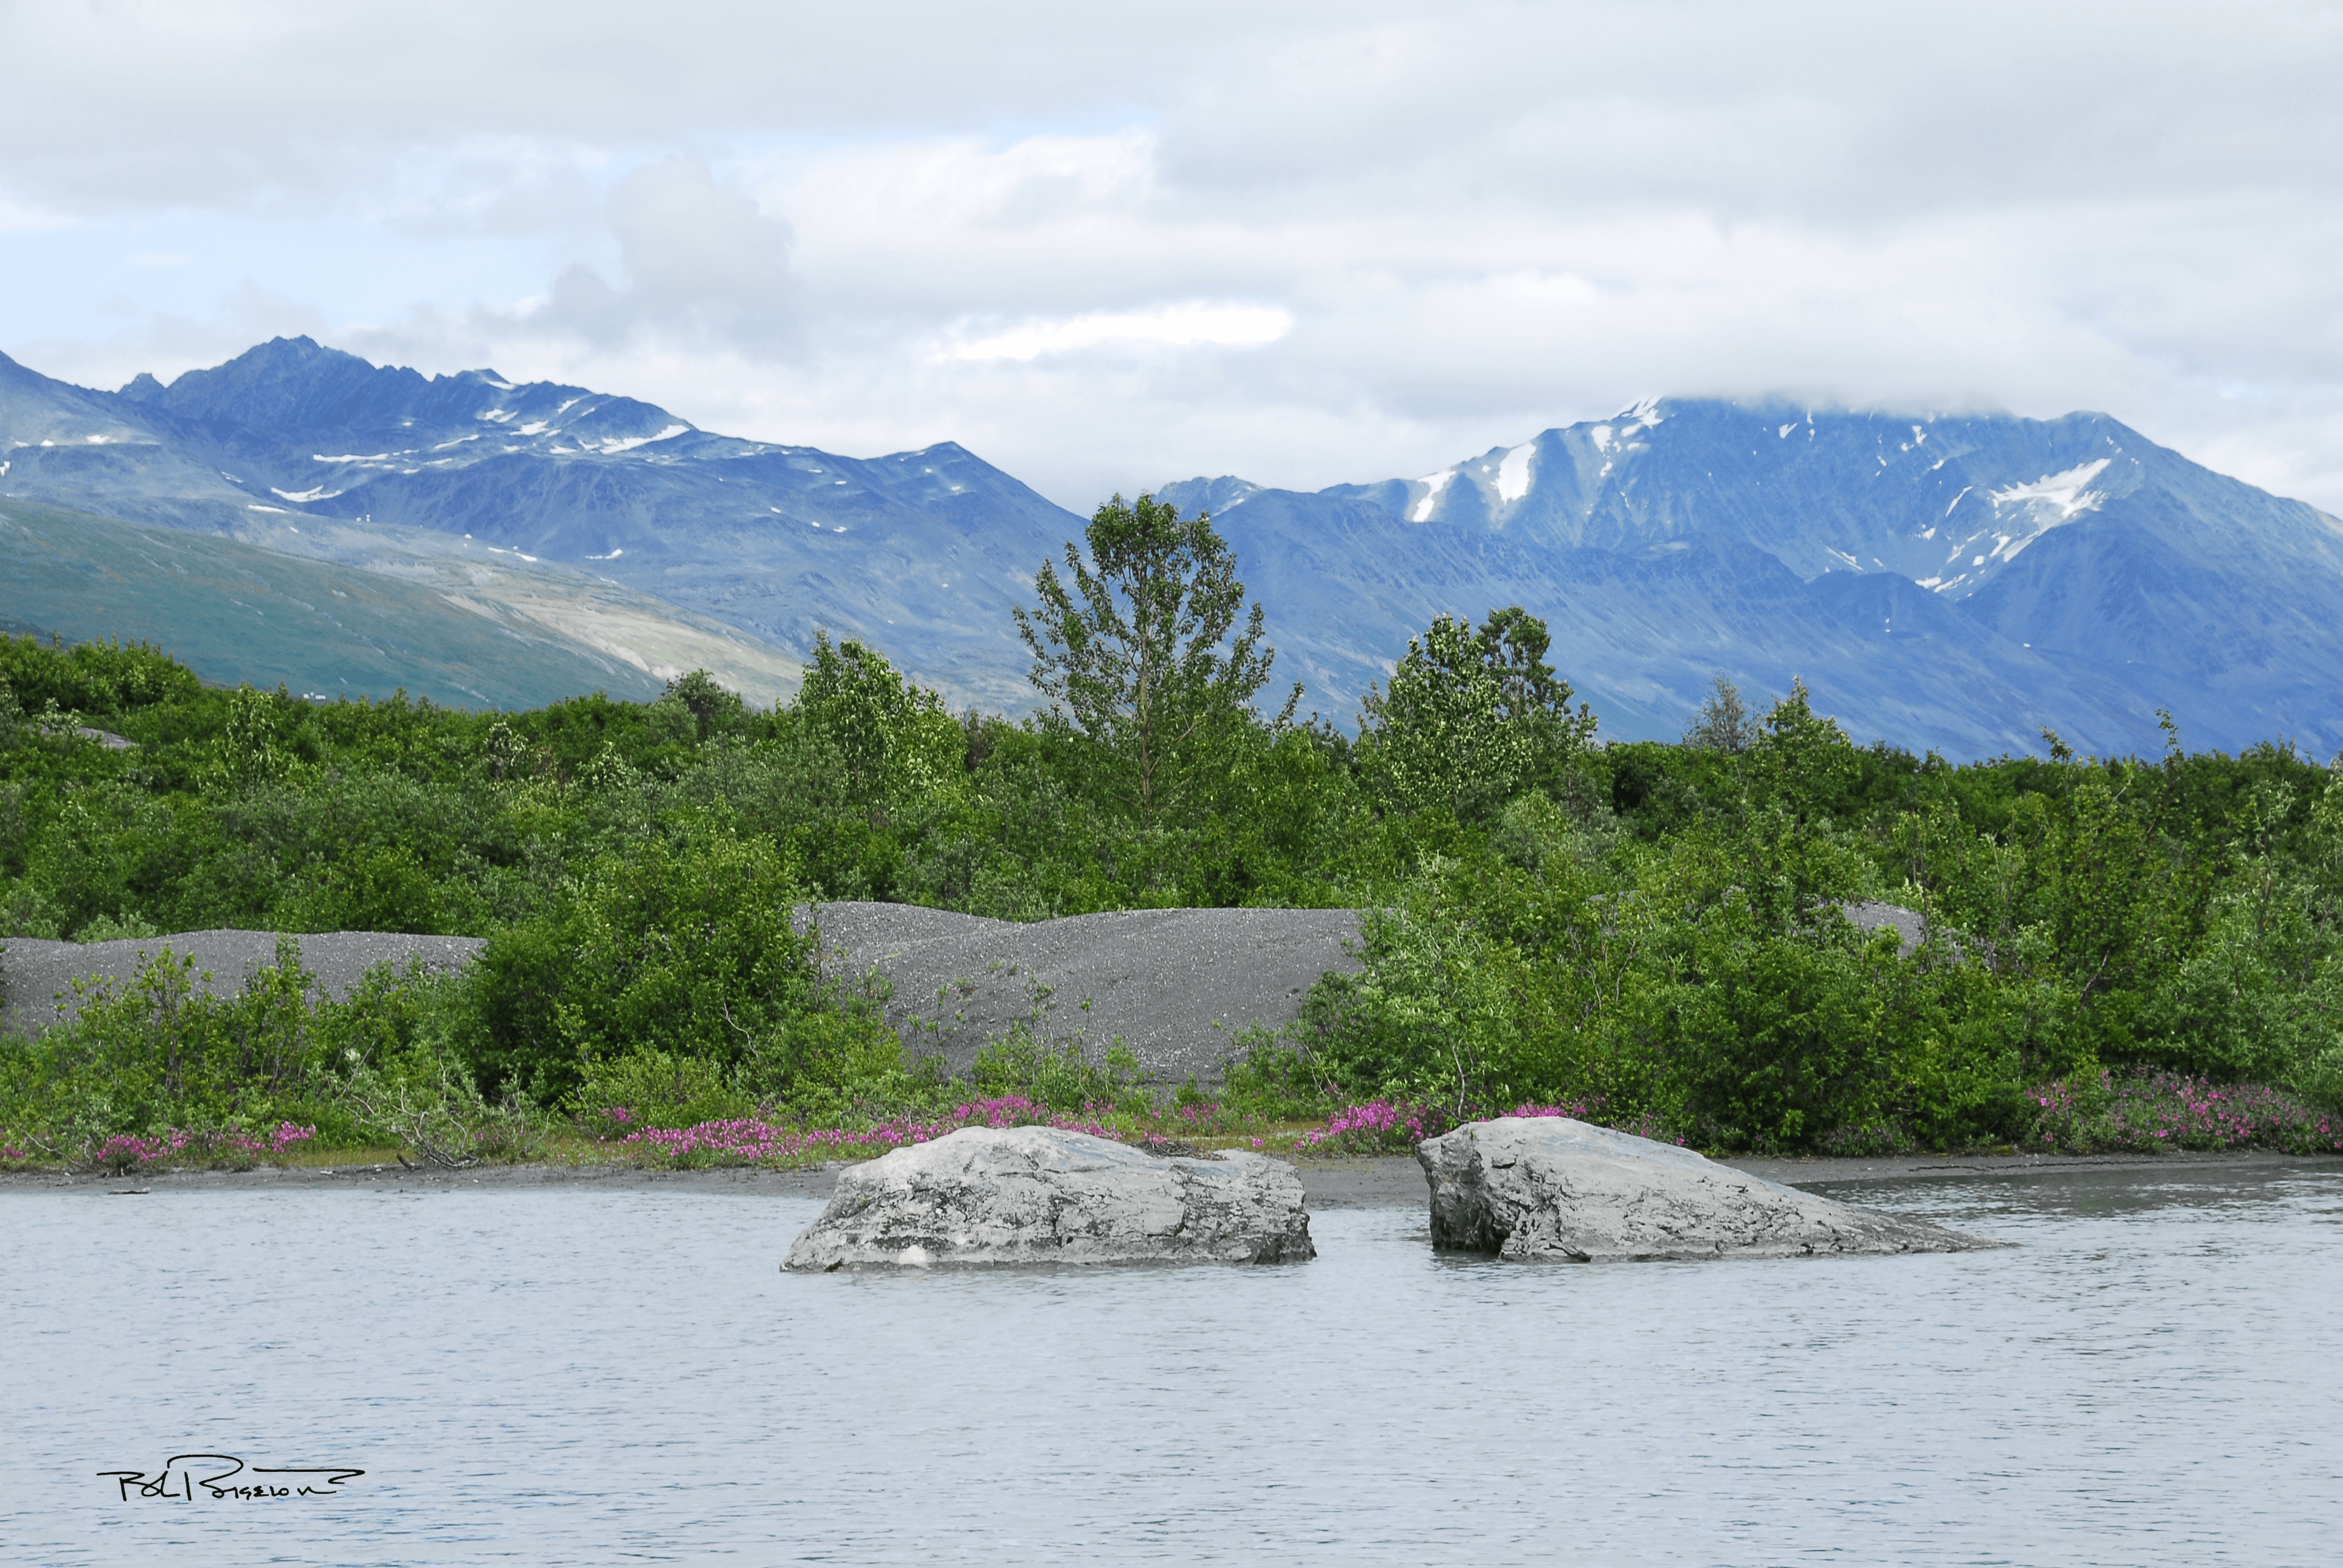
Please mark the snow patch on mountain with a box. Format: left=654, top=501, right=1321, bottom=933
left=1411, top=468, right=1455, bottom=522
left=1929, top=457, right=2117, bottom=573
left=595, top=425, right=689, bottom=454
left=1990, top=459, right=2111, bottom=520
left=1496, top=442, right=1536, bottom=505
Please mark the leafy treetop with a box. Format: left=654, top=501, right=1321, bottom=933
left=1014, top=492, right=1297, bottom=826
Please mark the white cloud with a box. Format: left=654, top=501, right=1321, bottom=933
left=7, top=1, right=2343, bottom=515
left=0, top=196, right=70, bottom=233
left=936, top=303, right=1294, bottom=362
left=504, top=158, right=796, bottom=353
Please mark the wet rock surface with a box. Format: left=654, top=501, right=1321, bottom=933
left=1418, top=1117, right=2001, bottom=1261
left=782, top=1126, right=1316, bottom=1270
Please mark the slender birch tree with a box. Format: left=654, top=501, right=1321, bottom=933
left=1014, top=493, right=1297, bottom=826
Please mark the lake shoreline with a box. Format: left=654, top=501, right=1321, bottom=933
left=7, top=1145, right=2338, bottom=1204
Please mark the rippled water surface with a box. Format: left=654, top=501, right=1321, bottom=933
left=5, top=1165, right=2342, bottom=1566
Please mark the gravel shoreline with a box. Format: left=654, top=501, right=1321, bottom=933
left=0, top=930, right=486, bottom=1037
left=2, top=907, right=1365, bottom=1083
left=809, top=901, right=1362, bottom=1082
left=7, top=1148, right=2336, bottom=1204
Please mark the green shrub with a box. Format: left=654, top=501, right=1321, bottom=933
left=339, top=1056, right=547, bottom=1166
left=0, top=633, right=200, bottom=716
left=1218, top=1030, right=1339, bottom=1121
left=571, top=1050, right=757, bottom=1132
left=0, top=939, right=490, bottom=1157
left=968, top=1026, right=1145, bottom=1113
left=1288, top=871, right=1527, bottom=1112
left=470, top=811, right=902, bottom=1105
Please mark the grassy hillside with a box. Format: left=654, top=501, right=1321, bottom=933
left=2, top=498, right=667, bottom=709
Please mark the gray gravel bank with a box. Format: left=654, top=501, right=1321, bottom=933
left=9, top=1149, right=2333, bottom=1203
left=2, top=906, right=1365, bottom=1083
left=810, top=901, right=1362, bottom=1083
left=1, top=930, right=486, bottom=1037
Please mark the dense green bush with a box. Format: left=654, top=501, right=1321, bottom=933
left=4, top=525, right=2341, bottom=1157
left=0, top=937, right=493, bottom=1159
left=0, top=633, right=199, bottom=717
left=1271, top=693, right=2339, bottom=1151
left=470, top=811, right=900, bottom=1109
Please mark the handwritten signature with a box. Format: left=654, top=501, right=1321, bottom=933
left=97, top=1454, right=364, bottom=1502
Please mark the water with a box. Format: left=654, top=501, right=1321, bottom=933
left=5, top=1165, right=2341, bottom=1566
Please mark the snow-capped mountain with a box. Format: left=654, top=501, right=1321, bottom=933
left=1162, top=399, right=2343, bottom=757
left=1, top=337, right=1073, bottom=708
left=1338, top=397, right=2155, bottom=597
left=7, top=338, right=2341, bottom=757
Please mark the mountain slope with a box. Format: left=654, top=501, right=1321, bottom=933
left=0, top=498, right=677, bottom=708
left=1162, top=399, right=2343, bottom=756
left=9, top=339, right=2342, bottom=755
left=1, top=338, right=1073, bottom=708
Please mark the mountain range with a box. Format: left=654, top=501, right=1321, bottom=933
left=5, top=336, right=2341, bottom=758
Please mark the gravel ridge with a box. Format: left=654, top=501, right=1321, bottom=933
left=1, top=930, right=485, bottom=1037
left=4, top=906, right=1365, bottom=1082
left=808, top=901, right=1362, bottom=1083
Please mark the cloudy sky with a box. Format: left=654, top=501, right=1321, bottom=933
left=4, top=0, right=2341, bottom=514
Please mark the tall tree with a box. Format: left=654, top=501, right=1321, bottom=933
left=1682, top=671, right=1757, bottom=754
left=1014, top=493, right=1297, bottom=826
left=796, top=632, right=963, bottom=807
left=1358, top=606, right=1597, bottom=819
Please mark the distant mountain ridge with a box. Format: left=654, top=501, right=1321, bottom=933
left=1161, top=399, right=2343, bottom=757
left=5, top=337, right=2341, bottom=757
left=0, top=497, right=676, bottom=710
left=1, top=336, right=1073, bottom=708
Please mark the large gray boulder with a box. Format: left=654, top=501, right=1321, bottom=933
left=1418, top=1117, right=1999, bottom=1261
left=783, top=1126, right=1316, bottom=1270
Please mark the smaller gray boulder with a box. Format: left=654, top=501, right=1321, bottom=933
left=1418, top=1117, right=1999, bottom=1261
left=783, top=1126, right=1316, bottom=1270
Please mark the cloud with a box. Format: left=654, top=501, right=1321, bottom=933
left=509, top=158, right=796, bottom=353
left=8, top=2, right=2343, bottom=516
left=0, top=196, right=70, bottom=234
left=0, top=2, right=1342, bottom=211
left=937, top=303, right=1293, bottom=362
